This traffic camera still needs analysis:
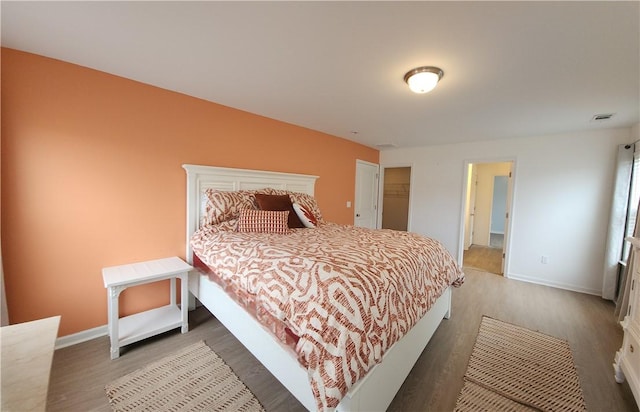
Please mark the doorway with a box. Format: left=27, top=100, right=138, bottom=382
left=354, top=160, right=379, bottom=229
left=381, top=167, right=411, bottom=231
left=462, top=161, right=514, bottom=275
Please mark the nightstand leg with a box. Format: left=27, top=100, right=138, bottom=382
left=107, top=287, right=120, bottom=359
left=170, top=278, right=176, bottom=307
left=180, top=273, right=189, bottom=333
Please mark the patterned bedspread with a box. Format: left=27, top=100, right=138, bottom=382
left=191, top=221, right=464, bottom=411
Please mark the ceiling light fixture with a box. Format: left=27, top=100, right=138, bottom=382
left=404, top=66, right=444, bottom=94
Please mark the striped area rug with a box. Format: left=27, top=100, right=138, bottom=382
left=105, top=341, right=264, bottom=412
left=454, top=316, right=587, bottom=412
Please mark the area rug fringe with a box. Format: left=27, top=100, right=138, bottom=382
left=454, top=316, right=587, bottom=412
left=455, top=379, right=538, bottom=412
left=105, top=341, right=265, bottom=412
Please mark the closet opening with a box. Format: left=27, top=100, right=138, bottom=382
left=381, top=167, right=411, bottom=231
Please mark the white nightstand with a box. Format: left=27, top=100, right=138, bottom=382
left=102, top=256, right=193, bottom=359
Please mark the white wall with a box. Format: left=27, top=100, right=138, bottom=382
left=381, top=128, right=632, bottom=295
left=491, top=176, right=508, bottom=234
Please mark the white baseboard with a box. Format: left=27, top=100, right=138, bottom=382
left=54, top=304, right=199, bottom=349
left=507, top=272, right=600, bottom=296
left=55, top=276, right=599, bottom=350
left=55, top=324, right=107, bottom=350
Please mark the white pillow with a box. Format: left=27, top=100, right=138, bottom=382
left=292, top=203, right=318, bottom=228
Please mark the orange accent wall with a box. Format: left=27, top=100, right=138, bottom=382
left=1, top=48, right=379, bottom=337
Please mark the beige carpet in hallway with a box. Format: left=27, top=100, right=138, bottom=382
left=463, top=245, right=503, bottom=274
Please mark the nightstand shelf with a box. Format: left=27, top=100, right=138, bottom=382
left=118, top=304, right=182, bottom=347
left=102, top=257, right=193, bottom=359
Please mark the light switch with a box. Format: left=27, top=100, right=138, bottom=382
left=346, top=201, right=352, bottom=208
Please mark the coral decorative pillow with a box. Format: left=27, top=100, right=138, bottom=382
left=288, top=192, right=324, bottom=223
left=292, top=203, right=318, bottom=228
left=203, top=189, right=256, bottom=226
left=254, top=194, right=305, bottom=228
left=237, top=209, right=290, bottom=234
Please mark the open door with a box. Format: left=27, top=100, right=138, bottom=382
left=464, top=164, right=478, bottom=250
left=502, top=168, right=514, bottom=274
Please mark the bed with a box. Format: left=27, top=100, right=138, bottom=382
left=183, top=164, right=464, bottom=411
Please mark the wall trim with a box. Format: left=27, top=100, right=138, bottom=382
left=55, top=324, right=107, bottom=349
left=507, top=272, right=600, bottom=296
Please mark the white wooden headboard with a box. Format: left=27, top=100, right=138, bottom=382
left=182, top=164, right=319, bottom=263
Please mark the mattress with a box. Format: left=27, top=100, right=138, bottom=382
left=191, top=221, right=464, bottom=410
left=192, top=253, right=300, bottom=347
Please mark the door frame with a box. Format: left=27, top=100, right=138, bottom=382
left=379, top=162, right=414, bottom=231
left=458, top=157, right=517, bottom=278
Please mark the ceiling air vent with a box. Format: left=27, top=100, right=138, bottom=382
left=592, top=113, right=615, bottom=121
left=375, top=143, right=398, bottom=150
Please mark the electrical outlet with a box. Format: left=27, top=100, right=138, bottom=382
left=541, top=256, right=549, bottom=264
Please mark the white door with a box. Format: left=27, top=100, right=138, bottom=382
left=355, top=160, right=379, bottom=228
left=464, top=164, right=478, bottom=249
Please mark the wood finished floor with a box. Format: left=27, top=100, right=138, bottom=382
left=47, top=268, right=639, bottom=412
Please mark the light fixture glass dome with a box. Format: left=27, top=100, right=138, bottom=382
left=404, top=66, right=444, bottom=94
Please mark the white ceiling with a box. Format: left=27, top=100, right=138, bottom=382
left=2, top=1, right=639, bottom=149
